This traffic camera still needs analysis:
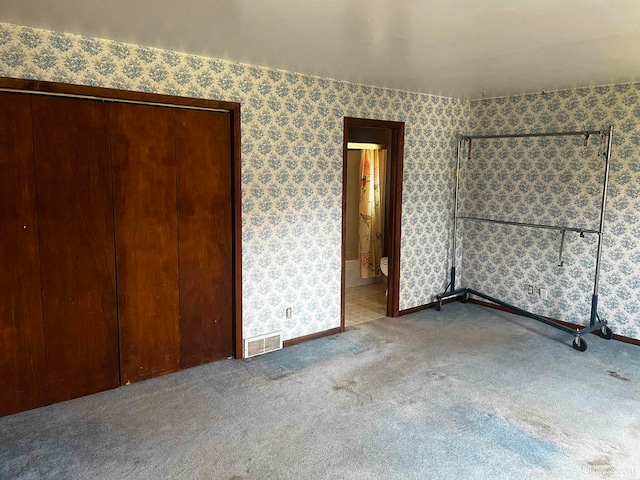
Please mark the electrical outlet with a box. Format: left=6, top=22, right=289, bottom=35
left=528, top=285, right=534, bottom=294
left=286, top=307, right=292, bottom=318
left=539, top=288, right=548, bottom=300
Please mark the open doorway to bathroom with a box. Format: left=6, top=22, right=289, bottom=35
left=341, top=118, right=404, bottom=330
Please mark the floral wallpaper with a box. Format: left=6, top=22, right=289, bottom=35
left=467, top=85, right=640, bottom=340
left=0, top=23, right=469, bottom=341
left=3, top=23, right=639, bottom=343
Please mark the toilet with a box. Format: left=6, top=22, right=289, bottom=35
left=379, top=257, right=389, bottom=276
left=380, top=257, right=389, bottom=296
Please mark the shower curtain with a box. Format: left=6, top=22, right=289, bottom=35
left=358, top=149, right=384, bottom=278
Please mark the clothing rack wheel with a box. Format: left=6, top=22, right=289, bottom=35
left=572, top=336, right=588, bottom=352
left=593, top=325, right=613, bottom=340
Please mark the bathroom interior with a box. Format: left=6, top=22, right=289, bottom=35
left=344, top=126, right=392, bottom=326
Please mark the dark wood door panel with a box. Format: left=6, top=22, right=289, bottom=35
left=0, top=93, right=47, bottom=416
left=176, top=110, right=234, bottom=368
left=111, top=103, right=180, bottom=383
left=31, top=95, right=119, bottom=403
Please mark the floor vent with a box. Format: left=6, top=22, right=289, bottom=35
left=244, top=332, right=283, bottom=358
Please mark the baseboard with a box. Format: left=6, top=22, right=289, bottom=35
left=283, top=327, right=342, bottom=348
left=399, top=297, right=458, bottom=316
left=611, top=333, right=640, bottom=346
left=469, top=299, right=640, bottom=347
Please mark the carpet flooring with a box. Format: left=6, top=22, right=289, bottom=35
left=1, top=302, right=639, bottom=479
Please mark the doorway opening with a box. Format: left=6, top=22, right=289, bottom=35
left=341, top=117, right=404, bottom=330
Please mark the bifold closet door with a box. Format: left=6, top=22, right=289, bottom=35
left=176, top=110, right=234, bottom=368
left=110, top=103, right=180, bottom=384
left=31, top=96, right=119, bottom=403
left=0, top=93, right=47, bottom=416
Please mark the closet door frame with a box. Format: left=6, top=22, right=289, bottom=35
left=0, top=77, right=244, bottom=359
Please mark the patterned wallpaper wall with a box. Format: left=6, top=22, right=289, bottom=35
left=467, top=85, right=640, bottom=340
left=0, top=23, right=469, bottom=341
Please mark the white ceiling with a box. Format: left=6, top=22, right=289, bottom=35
left=3, top=0, right=640, bottom=99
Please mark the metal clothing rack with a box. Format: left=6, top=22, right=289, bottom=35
left=436, top=126, right=614, bottom=352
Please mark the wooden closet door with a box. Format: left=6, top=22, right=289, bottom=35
left=176, top=110, right=234, bottom=368
left=0, top=93, right=47, bottom=416
left=110, top=104, right=180, bottom=383
left=31, top=96, right=119, bottom=403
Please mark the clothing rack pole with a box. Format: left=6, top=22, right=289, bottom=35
left=449, top=136, right=464, bottom=293
left=455, top=216, right=599, bottom=235
left=463, top=129, right=603, bottom=140
left=436, top=127, right=614, bottom=351
left=590, top=126, right=614, bottom=326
